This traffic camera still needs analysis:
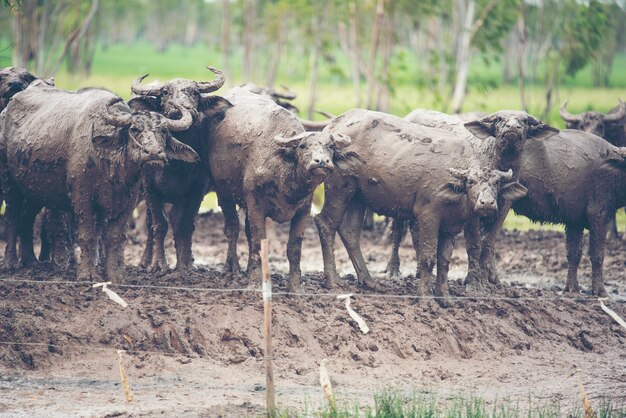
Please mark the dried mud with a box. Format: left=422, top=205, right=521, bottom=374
left=0, top=213, right=625, bottom=416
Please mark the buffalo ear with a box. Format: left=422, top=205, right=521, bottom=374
left=334, top=150, right=364, bottom=172
left=166, top=136, right=200, bottom=163
left=464, top=120, right=493, bottom=139
left=603, top=147, right=626, bottom=171
left=91, top=123, right=124, bottom=151
left=199, top=95, right=233, bottom=118
left=275, top=132, right=304, bottom=148
left=437, top=181, right=466, bottom=203
left=500, top=182, right=528, bottom=201
left=330, top=133, right=351, bottom=149
left=529, top=122, right=559, bottom=141
left=128, top=96, right=161, bottom=112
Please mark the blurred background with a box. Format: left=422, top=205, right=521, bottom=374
left=1, top=0, right=626, bottom=126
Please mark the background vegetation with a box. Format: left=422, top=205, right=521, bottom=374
left=1, top=0, right=626, bottom=230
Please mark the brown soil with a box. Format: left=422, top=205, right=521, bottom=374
left=0, top=212, right=625, bottom=416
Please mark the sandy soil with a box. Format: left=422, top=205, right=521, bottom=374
left=0, top=212, right=625, bottom=417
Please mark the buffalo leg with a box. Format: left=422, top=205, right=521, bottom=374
left=103, top=212, right=128, bottom=283
left=337, top=198, right=375, bottom=288
left=39, top=209, right=51, bottom=263
left=145, top=194, right=169, bottom=273
left=243, top=200, right=266, bottom=288
left=314, top=181, right=357, bottom=289
left=73, top=191, right=101, bottom=281
left=171, top=191, right=203, bottom=272
left=409, top=218, right=420, bottom=278
left=139, top=205, right=154, bottom=269
left=385, top=218, right=405, bottom=277
left=286, top=207, right=309, bottom=293
left=435, top=232, right=455, bottom=307
left=3, top=193, right=22, bottom=269
left=415, top=214, right=439, bottom=301
left=18, top=204, right=40, bottom=267
left=605, top=210, right=620, bottom=242
left=463, top=217, right=483, bottom=287
left=588, top=216, right=608, bottom=297
left=479, top=201, right=513, bottom=285
left=220, top=197, right=241, bottom=274
left=564, top=225, right=583, bottom=293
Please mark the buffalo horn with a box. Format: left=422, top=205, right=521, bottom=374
left=559, top=100, right=582, bottom=123
left=131, top=74, right=163, bottom=96
left=197, top=67, right=225, bottom=93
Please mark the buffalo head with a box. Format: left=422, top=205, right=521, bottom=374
left=129, top=67, right=232, bottom=125
left=560, top=100, right=626, bottom=139
left=95, top=98, right=199, bottom=167
left=465, top=111, right=558, bottom=154
left=275, top=131, right=362, bottom=181
left=0, top=67, right=46, bottom=111
left=439, top=167, right=527, bottom=217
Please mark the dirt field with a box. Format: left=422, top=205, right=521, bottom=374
left=0, top=212, right=625, bottom=417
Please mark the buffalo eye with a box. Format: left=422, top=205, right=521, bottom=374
left=130, top=127, right=140, bottom=134
left=162, top=90, right=169, bottom=96
left=161, top=128, right=168, bottom=134
left=328, top=143, right=336, bottom=150
left=299, top=144, right=306, bottom=149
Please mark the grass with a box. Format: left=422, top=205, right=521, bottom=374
left=275, top=389, right=625, bottom=418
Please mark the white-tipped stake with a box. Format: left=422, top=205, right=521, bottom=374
left=92, top=282, right=128, bottom=308
left=337, top=294, right=369, bottom=334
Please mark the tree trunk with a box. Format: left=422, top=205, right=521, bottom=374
left=376, top=17, right=393, bottom=113
left=348, top=1, right=361, bottom=107
left=450, top=0, right=475, bottom=114
left=265, top=15, right=287, bottom=88
left=221, top=0, right=232, bottom=86
left=516, top=6, right=528, bottom=111
left=365, top=0, right=385, bottom=110
left=307, top=9, right=323, bottom=119
left=242, top=0, right=257, bottom=82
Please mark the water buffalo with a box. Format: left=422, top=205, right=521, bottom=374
left=0, top=67, right=54, bottom=240
left=129, top=67, right=232, bottom=273
left=314, top=109, right=528, bottom=305
left=512, top=130, right=626, bottom=296
left=0, top=81, right=197, bottom=281
left=388, top=109, right=558, bottom=285
left=560, top=100, right=626, bottom=240
left=207, top=87, right=361, bottom=291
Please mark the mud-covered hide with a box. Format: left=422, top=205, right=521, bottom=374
left=0, top=67, right=41, bottom=112
left=560, top=101, right=626, bottom=147
left=0, top=81, right=170, bottom=281
left=239, top=83, right=299, bottom=114
left=315, top=109, right=526, bottom=304
left=208, top=87, right=358, bottom=291
left=512, top=129, right=626, bottom=296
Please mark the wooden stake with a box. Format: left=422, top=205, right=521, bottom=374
left=117, top=350, right=133, bottom=402
left=260, top=239, right=276, bottom=417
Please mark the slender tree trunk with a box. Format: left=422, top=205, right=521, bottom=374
left=242, top=0, right=257, bottom=82
left=377, top=17, right=393, bottom=112
left=184, top=2, right=198, bottom=46
left=516, top=7, right=528, bottom=112
left=450, top=0, right=475, bottom=114
left=265, top=15, right=286, bottom=88
left=221, top=0, right=232, bottom=86
left=348, top=1, right=361, bottom=107
left=365, top=0, right=385, bottom=110
left=35, top=2, right=50, bottom=74
left=12, top=10, right=25, bottom=67
left=307, top=9, right=323, bottom=119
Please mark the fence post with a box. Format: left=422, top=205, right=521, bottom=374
left=260, top=239, right=276, bottom=417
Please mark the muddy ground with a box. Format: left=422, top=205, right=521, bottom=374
left=0, top=212, right=625, bottom=417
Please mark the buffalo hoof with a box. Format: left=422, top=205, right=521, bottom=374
left=463, top=270, right=483, bottom=288
left=592, top=284, right=608, bottom=298
left=386, top=265, right=400, bottom=278
left=324, top=271, right=341, bottom=290
left=148, top=259, right=170, bottom=274
left=224, top=257, right=241, bottom=275
left=436, top=295, right=451, bottom=308
left=3, top=255, right=19, bottom=270
left=287, top=278, right=302, bottom=294
left=564, top=282, right=581, bottom=293
left=361, top=276, right=377, bottom=291
left=139, top=254, right=151, bottom=270
left=77, top=267, right=103, bottom=282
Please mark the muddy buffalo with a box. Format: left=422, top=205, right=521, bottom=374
left=129, top=67, right=232, bottom=273
left=240, top=83, right=300, bottom=114
left=0, top=81, right=198, bottom=281
left=315, top=109, right=527, bottom=305
left=207, top=87, right=361, bottom=291
left=400, top=110, right=558, bottom=286
left=560, top=100, right=626, bottom=240
left=512, top=130, right=626, bottom=296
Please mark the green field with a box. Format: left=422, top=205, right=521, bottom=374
left=13, top=42, right=626, bottom=232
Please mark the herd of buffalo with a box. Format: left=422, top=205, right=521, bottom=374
left=0, top=66, right=625, bottom=306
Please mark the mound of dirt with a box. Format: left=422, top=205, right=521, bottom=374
left=0, top=213, right=625, bottom=415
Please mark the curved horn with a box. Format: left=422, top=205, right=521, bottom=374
left=197, top=66, right=225, bottom=93
left=164, top=103, right=193, bottom=132
left=497, top=169, right=514, bottom=182
left=102, top=98, right=132, bottom=128
left=314, top=109, right=335, bottom=119
left=271, top=84, right=297, bottom=100
left=603, top=99, right=626, bottom=123
left=559, top=100, right=582, bottom=123
left=131, top=74, right=163, bottom=96
left=448, top=168, right=469, bottom=180
left=297, top=118, right=330, bottom=131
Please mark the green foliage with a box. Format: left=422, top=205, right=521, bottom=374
left=473, top=0, right=520, bottom=54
